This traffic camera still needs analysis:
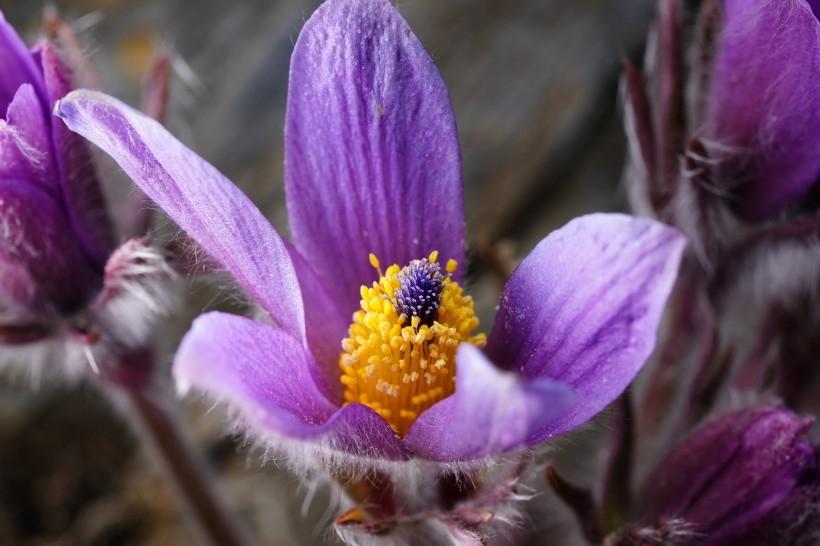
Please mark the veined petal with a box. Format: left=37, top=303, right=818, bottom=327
left=707, top=0, right=820, bottom=218
left=0, top=12, right=45, bottom=115
left=174, top=312, right=406, bottom=460
left=285, top=0, right=465, bottom=316
left=56, top=90, right=306, bottom=343
left=40, top=44, right=115, bottom=268
left=486, top=214, right=684, bottom=437
left=404, top=344, right=574, bottom=461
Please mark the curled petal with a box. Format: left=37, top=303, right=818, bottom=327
left=174, top=312, right=406, bottom=460
left=404, top=344, right=574, bottom=461
left=56, top=90, right=306, bottom=344
left=707, top=0, right=820, bottom=218
left=486, top=214, right=685, bottom=437
left=40, top=44, right=115, bottom=268
left=285, top=0, right=465, bottom=316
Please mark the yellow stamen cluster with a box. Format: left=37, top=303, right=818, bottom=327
left=339, top=252, right=486, bottom=436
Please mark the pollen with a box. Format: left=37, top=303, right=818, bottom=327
left=339, top=252, right=486, bottom=436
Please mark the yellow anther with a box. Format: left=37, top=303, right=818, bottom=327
left=446, top=259, right=458, bottom=274
left=338, top=251, right=485, bottom=436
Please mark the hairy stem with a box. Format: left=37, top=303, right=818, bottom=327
left=106, top=382, right=254, bottom=546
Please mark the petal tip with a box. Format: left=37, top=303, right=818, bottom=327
left=53, top=88, right=101, bottom=119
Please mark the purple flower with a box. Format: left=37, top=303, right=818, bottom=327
left=704, top=0, right=820, bottom=220
left=56, top=0, right=684, bottom=464
left=623, top=0, right=820, bottom=434
left=635, top=406, right=820, bottom=546
left=0, top=14, right=177, bottom=384
left=625, top=0, right=820, bottom=223
left=0, top=13, right=114, bottom=330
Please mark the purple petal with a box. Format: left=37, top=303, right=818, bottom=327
left=647, top=406, right=820, bottom=544
left=285, top=0, right=465, bottom=316
left=707, top=0, right=820, bottom=218
left=811, top=0, right=820, bottom=20
left=56, top=90, right=306, bottom=344
left=486, top=214, right=685, bottom=437
left=286, top=242, right=348, bottom=402
left=0, top=12, right=45, bottom=115
left=0, top=84, right=55, bottom=195
left=404, top=344, right=574, bottom=461
left=174, top=312, right=406, bottom=460
left=40, top=44, right=115, bottom=268
left=0, top=179, right=100, bottom=319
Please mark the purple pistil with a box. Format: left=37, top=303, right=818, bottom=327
left=395, top=259, right=444, bottom=326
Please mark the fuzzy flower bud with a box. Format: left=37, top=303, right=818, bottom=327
left=0, top=13, right=179, bottom=386
left=635, top=406, right=820, bottom=546
left=624, top=0, right=820, bottom=438
left=625, top=0, right=820, bottom=226
left=0, top=13, right=113, bottom=331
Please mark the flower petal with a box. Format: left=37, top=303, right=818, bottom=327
left=285, top=0, right=465, bottom=315
left=0, top=12, right=45, bottom=114
left=486, top=214, right=685, bottom=437
left=0, top=83, right=55, bottom=195
left=286, top=242, right=348, bottom=402
left=707, top=0, right=820, bottom=218
left=56, top=90, right=306, bottom=343
left=647, top=406, right=819, bottom=543
left=40, top=44, right=115, bottom=268
left=0, top=178, right=100, bottom=319
left=174, top=312, right=406, bottom=460
left=404, top=344, right=574, bottom=461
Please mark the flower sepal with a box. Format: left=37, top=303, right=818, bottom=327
left=331, top=459, right=531, bottom=546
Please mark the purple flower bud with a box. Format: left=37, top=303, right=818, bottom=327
left=0, top=15, right=178, bottom=388
left=0, top=13, right=114, bottom=326
left=643, top=406, right=820, bottom=546
left=624, top=0, right=820, bottom=436
left=625, top=0, right=820, bottom=224
left=703, top=0, right=820, bottom=220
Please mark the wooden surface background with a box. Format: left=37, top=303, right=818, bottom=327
left=0, top=1, right=653, bottom=544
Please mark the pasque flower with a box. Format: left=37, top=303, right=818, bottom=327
left=57, top=0, right=684, bottom=465
left=0, top=13, right=113, bottom=333
left=626, top=0, right=820, bottom=226
left=696, top=0, right=820, bottom=221
left=0, top=13, right=175, bottom=382
left=623, top=0, right=820, bottom=434
left=611, top=406, right=820, bottom=546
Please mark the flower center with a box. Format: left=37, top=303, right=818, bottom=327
left=339, top=251, right=486, bottom=436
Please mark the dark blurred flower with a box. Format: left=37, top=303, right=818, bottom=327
left=0, top=13, right=176, bottom=382
left=57, top=0, right=684, bottom=471
left=611, top=406, right=820, bottom=546
left=626, top=0, right=820, bottom=229
left=701, top=0, right=820, bottom=220
left=623, top=0, right=820, bottom=431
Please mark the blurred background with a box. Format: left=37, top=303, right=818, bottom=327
left=0, top=1, right=654, bottom=544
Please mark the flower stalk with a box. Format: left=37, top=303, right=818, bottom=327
left=103, top=365, right=254, bottom=546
